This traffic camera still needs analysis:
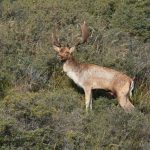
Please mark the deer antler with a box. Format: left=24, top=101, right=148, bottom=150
left=52, top=21, right=89, bottom=48
left=75, top=21, right=90, bottom=46
left=52, top=29, right=61, bottom=47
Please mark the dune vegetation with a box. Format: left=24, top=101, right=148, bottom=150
left=0, top=0, right=150, bottom=149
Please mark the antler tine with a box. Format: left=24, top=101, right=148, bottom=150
left=81, top=21, right=89, bottom=43
left=75, top=21, right=90, bottom=46
left=52, top=29, right=61, bottom=47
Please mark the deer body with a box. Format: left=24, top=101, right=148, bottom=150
left=52, top=21, right=135, bottom=112
left=63, top=57, right=116, bottom=89
left=62, top=55, right=134, bottom=112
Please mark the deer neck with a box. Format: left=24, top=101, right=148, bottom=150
left=63, top=56, right=82, bottom=87
left=63, top=56, right=80, bottom=73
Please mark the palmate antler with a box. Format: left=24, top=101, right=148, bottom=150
left=52, top=21, right=90, bottom=48
left=75, top=21, right=90, bottom=46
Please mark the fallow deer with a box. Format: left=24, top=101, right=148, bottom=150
left=52, top=21, right=135, bottom=112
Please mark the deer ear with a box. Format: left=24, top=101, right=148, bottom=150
left=69, top=46, right=75, bottom=53
left=53, top=45, right=61, bottom=52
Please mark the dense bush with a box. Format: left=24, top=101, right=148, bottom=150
left=0, top=73, right=11, bottom=99
left=0, top=0, right=150, bottom=149
left=111, top=0, right=150, bottom=39
left=1, top=90, right=150, bottom=149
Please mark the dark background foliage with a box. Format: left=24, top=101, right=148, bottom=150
left=0, top=0, right=150, bottom=149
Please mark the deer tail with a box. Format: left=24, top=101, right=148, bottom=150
left=129, top=79, right=135, bottom=98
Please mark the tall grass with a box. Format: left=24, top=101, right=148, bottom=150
left=0, top=0, right=150, bottom=149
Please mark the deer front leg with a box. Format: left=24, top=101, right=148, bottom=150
left=84, top=88, right=92, bottom=111
left=90, top=91, right=93, bottom=110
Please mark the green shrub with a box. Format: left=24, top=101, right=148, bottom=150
left=0, top=73, right=11, bottom=99
left=0, top=0, right=150, bottom=149
left=111, top=0, right=150, bottom=39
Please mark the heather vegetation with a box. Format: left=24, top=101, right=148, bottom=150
left=0, top=0, right=150, bottom=149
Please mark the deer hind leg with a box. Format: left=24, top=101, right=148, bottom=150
left=117, top=87, right=135, bottom=112
left=84, top=88, right=92, bottom=111
left=117, top=94, right=134, bottom=112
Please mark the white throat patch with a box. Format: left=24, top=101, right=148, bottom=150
left=67, top=71, right=81, bottom=87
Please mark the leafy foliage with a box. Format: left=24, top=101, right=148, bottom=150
left=111, top=0, right=150, bottom=39
left=0, top=0, right=150, bottom=149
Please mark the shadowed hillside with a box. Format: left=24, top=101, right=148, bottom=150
left=0, top=0, right=150, bottom=149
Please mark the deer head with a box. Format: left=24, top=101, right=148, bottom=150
left=52, top=21, right=89, bottom=62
